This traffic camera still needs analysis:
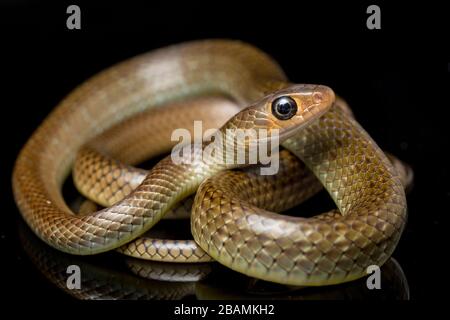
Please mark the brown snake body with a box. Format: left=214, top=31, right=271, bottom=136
left=13, top=40, right=407, bottom=286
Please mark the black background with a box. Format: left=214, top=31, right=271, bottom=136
left=0, top=0, right=448, bottom=306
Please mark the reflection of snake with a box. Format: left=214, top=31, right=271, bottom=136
left=13, top=40, right=407, bottom=286
left=18, top=220, right=409, bottom=300
left=18, top=220, right=202, bottom=300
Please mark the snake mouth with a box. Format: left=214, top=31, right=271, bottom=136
left=277, top=126, right=300, bottom=142
left=253, top=125, right=303, bottom=148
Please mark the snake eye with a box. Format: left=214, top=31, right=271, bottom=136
left=271, top=96, right=298, bottom=120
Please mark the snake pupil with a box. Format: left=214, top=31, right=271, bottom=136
left=272, top=96, right=298, bottom=120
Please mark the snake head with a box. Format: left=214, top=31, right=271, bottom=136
left=225, top=84, right=335, bottom=143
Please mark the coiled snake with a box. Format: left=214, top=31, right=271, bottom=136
left=13, top=40, right=407, bottom=286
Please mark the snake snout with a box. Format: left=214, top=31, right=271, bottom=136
left=312, top=85, right=336, bottom=112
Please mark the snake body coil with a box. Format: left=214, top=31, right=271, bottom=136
left=13, top=40, right=407, bottom=286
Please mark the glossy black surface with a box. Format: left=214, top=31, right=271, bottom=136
left=1, top=1, right=447, bottom=302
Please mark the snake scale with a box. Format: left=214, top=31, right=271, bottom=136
left=13, top=39, right=407, bottom=286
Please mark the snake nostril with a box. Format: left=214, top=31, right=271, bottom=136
left=313, top=92, right=323, bottom=104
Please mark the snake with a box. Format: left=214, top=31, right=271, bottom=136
left=73, top=95, right=411, bottom=266
left=13, top=39, right=407, bottom=286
